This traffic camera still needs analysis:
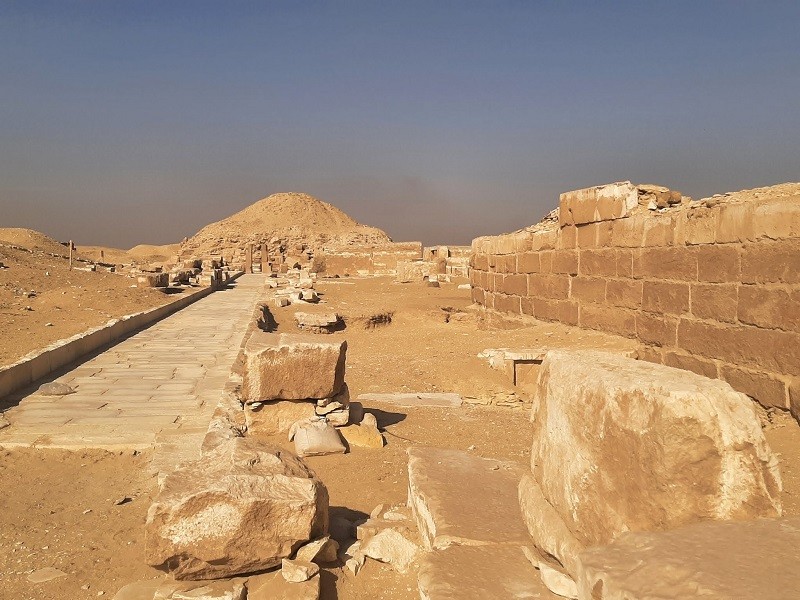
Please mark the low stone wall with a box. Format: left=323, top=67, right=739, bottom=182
left=320, top=242, right=423, bottom=276
left=0, top=274, right=243, bottom=400
left=469, top=182, right=800, bottom=416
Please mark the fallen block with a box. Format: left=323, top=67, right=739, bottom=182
left=145, top=437, right=328, bottom=580
left=527, top=350, right=782, bottom=578
left=407, top=447, right=530, bottom=550
left=577, top=516, right=800, bottom=600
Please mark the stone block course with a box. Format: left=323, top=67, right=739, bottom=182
left=581, top=304, right=636, bottom=337
left=605, top=279, right=642, bottom=309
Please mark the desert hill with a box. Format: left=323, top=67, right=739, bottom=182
left=180, top=192, right=391, bottom=260
left=0, top=228, right=78, bottom=257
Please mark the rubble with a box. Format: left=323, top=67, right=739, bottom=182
left=294, top=311, right=342, bottom=333
left=280, top=558, right=319, bottom=583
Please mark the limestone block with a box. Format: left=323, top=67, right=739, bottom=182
left=145, top=437, right=328, bottom=580
left=528, top=350, right=782, bottom=574
left=241, top=332, right=346, bottom=402
left=418, top=545, right=557, bottom=600
left=339, top=422, right=384, bottom=448
left=407, top=447, right=530, bottom=550
left=138, top=272, right=169, bottom=287
left=576, top=516, right=800, bottom=600
left=293, top=420, right=346, bottom=457
left=518, top=473, right=584, bottom=578
left=245, top=401, right=316, bottom=436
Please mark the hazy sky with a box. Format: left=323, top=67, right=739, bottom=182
left=1, top=1, right=799, bottom=248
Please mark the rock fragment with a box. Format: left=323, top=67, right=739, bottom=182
left=292, top=420, right=346, bottom=457
left=281, top=558, right=319, bottom=583
left=38, top=381, right=76, bottom=396
left=295, top=536, right=339, bottom=564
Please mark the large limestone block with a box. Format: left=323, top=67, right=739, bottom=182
left=530, top=351, right=782, bottom=559
left=246, top=571, right=320, bottom=600
left=418, top=545, right=559, bottom=600
left=577, top=516, right=800, bottom=600
left=145, top=437, right=329, bottom=580
left=408, top=447, right=530, bottom=550
left=242, top=332, right=346, bottom=402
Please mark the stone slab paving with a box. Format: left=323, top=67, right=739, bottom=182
left=0, top=275, right=263, bottom=455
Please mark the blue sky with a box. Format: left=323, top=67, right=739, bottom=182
left=1, top=1, right=798, bottom=247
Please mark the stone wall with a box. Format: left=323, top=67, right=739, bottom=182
left=469, top=181, right=800, bottom=416
left=320, top=242, right=423, bottom=277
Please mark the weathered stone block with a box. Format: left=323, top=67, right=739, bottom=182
left=580, top=304, right=636, bottom=337
left=576, top=517, right=800, bottom=600
left=528, top=274, right=570, bottom=300
left=633, top=247, right=697, bottom=280
left=695, top=244, right=740, bottom=282
left=738, top=285, right=800, bottom=332
left=570, top=277, right=606, bottom=304
left=641, top=280, right=690, bottom=315
left=740, top=239, right=800, bottom=284
left=145, top=437, right=328, bottom=580
left=663, top=350, right=718, bottom=379
left=635, top=313, right=678, bottom=347
left=691, top=282, right=737, bottom=323
left=245, top=400, right=316, bottom=436
left=605, top=279, right=642, bottom=309
left=242, top=332, right=346, bottom=402
left=720, top=364, right=788, bottom=408
left=527, top=350, right=782, bottom=574
left=517, top=251, right=541, bottom=274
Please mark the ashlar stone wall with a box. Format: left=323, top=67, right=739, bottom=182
left=469, top=181, right=800, bottom=417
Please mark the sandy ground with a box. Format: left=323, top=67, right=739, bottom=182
left=0, top=244, right=185, bottom=366
left=0, top=276, right=798, bottom=600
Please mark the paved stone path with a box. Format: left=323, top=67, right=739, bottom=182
left=0, top=275, right=263, bottom=456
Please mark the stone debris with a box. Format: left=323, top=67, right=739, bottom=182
left=338, top=417, right=384, bottom=449
left=521, top=546, right=578, bottom=600
left=111, top=579, right=163, bottom=600
left=274, top=297, right=290, bottom=308
left=242, top=332, right=346, bottom=402
left=522, top=350, right=783, bottom=587
left=27, top=567, right=68, bottom=583
left=407, top=447, right=530, bottom=550
left=299, top=290, right=319, bottom=303
left=145, top=437, right=328, bottom=580
left=360, top=528, right=418, bottom=573
left=292, top=419, right=347, bottom=457
left=280, top=558, right=319, bottom=583
left=0, top=412, right=9, bottom=431
left=37, top=381, right=76, bottom=396
left=246, top=570, right=320, bottom=600
left=294, top=311, right=342, bottom=334
left=577, top=516, right=800, bottom=600
left=356, top=392, right=462, bottom=408
left=295, top=535, right=339, bottom=564
left=153, top=579, right=247, bottom=600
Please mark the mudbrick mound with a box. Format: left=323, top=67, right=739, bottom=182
left=180, top=192, right=391, bottom=261
left=0, top=227, right=76, bottom=257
